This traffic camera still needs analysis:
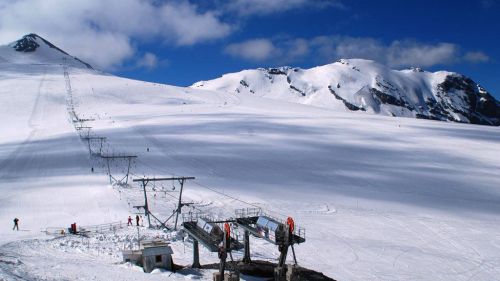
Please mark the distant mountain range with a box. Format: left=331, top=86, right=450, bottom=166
left=2, top=34, right=498, bottom=126
left=192, top=59, right=500, bottom=126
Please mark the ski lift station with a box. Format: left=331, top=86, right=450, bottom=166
left=122, top=239, right=174, bottom=273
left=180, top=208, right=307, bottom=281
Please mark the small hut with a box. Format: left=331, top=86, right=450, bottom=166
left=122, top=239, right=174, bottom=273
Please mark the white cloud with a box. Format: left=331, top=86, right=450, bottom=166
left=225, top=39, right=278, bottom=61
left=286, top=39, right=310, bottom=58
left=314, top=36, right=385, bottom=62
left=157, top=3, right=232, bottom=46
left=226, top=35, right=487, bottom=68
left=223, top=0, right=344, bottom=16
left=225, top=38, right=313, bottom=63
left=309, top=36, right=460, bottom=67
left=0, top=0, right=232, bottom=69
left=137, top=52, right=159, bottom=70
left=464, top=51, right=490, bottom=63
left=386, top=41, right=458, bottom=67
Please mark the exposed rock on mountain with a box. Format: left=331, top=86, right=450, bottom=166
left=192, top=59, right=499, bottom=126
left=3, top=33, right=93, bottom=69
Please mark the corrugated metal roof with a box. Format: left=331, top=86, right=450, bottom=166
left=143, top=246, right=173, bottom=256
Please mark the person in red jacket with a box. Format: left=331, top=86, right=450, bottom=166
left=127, top=216, right=132, bottom=226
left=286, top=217, right=295, bottom=233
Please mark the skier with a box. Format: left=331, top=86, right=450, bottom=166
left=136, top=215, right=140, bottom=226
left=91, top=167, right=94, bottom=173
left=127, top=216, right=132, bottom=226
left=13, top=218, right=19, bottom=231
left=147, top=147, right=149, bottom=152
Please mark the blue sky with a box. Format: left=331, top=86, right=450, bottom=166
left=1, top=0, right=499, bottom=98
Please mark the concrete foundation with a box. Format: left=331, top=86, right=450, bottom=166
left=286, top=265, right=300, bottom=281
left=212, top=272, right=240, bottom=281
left=192, top=240, right=201, bottom=268
left=274, top=265, right=300, bottom=281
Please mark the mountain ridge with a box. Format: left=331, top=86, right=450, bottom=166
left=1, top=33, right=93, bottom=69
left=192, top=59, right=500, bottom=126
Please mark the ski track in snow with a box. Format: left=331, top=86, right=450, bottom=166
left=0, top=69, right=46, bottom=179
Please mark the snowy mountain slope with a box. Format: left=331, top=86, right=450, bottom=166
left=0, top=33, right=92, bottom=69
left=1, top=35, right=500, bottom=281
left=192, top=59, right=500, bottom=126
left=0, top=37, right=124, bottom=246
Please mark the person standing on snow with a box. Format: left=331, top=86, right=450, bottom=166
left=136, top=215, right=140, bottom=226
left=13, top=218, right=19, bottom=231
left=127, top=216, right=132, bottom=226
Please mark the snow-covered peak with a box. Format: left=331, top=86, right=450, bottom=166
left=11, top=33, right=45, bottom=52
left=0, top=33, right=92, bottom=69
left=192, top=60, right=500, bottom=126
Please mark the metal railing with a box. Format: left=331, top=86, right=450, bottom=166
left=235, top=207, right=262, bottom=218
left=234, top=208, right=306, bottom=241
left=45, top=221, right=124, bottom=235
left=45, top=227, right=68, bottom=235
left=80, top=221, right=124, bottom=233
left=182, top=212, right=216, bottom=223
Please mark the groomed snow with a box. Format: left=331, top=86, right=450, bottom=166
left=1, top=47, right=500, bottom=281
